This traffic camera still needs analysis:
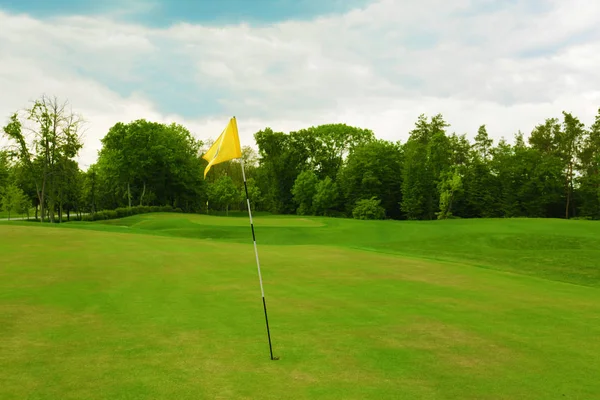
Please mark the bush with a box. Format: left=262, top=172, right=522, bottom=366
left=115, top=207, right=132, bottom=218
left=75, top=204, right=180, bottom=223
left=352, top=197, right=386, bottom=220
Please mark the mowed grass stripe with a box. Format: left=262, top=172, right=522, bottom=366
left=1, top=221, right=600, bottom=399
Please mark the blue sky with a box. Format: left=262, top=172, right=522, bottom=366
left=1, top=0, right=599, bottom=167
left=0, top=0, right=370, bottom=26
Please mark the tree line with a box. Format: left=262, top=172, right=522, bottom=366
left=2, top=95, right=600, bottom=221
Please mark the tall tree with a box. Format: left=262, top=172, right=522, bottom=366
left=2, top=95, right=84, bottom=222
left=254, top=128, right=306, bottom=214
left=290, top=124, right=374, bottom=180
left=291, top=170, right=319, bottom=215
left=1, top=183, right=29, bottom=220
left=437, top=167, right=463, bottom=219
left=208, top=175, right=239, bottom=215
left=96, top=120, right=206, bottom=212
left=559, top=112, right=585, bottom=218
left=473, top=125, right=493, bottom=160
left=313, top=177, right=339, bottom=216
left=461, top=127, right=498, bottom=218
left=578, top=108, right=600, bottom=219
left=0, top=150, right=10, bottom=194
left=402, top=114, right=450, bottom=220
left=338, top=139, right=403, bottom=219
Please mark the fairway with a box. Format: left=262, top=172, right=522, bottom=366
left=1, top=215, right=599, bottom=399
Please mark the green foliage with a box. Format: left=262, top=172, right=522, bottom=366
left=292, top=170, right=319, bottom=215
left=578, top=109, right=600, bottom=219
left=0, top=151, right=9, bottom=192
left=1, top=183, right=29, bottom=219
left=352, top=197, right=386, bottom=220
left=312, top=176, right=339, bottom=216
left=5, top=94, right=600, bottom=222
left=243, top=177, right=263, bottom=212
left=255, top=124, right=373, bottom=214
left=95, top=120, right=206, bottom=212
left=208, top=176, right=239, bottom=215
left=401, top=114, right=451, bottom=220
left=79, top=205, right=178, bottom=221
left=437, top=168, right=463, bottom=219
left=339, top=139, right=403, bottom=219
left=2, top=96, right=84, bottom=223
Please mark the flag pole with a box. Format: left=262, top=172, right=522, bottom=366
left=240, top=148, right=276, bottom=361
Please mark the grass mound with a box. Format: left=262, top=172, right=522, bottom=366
left=29, top=213, right=600, bottom=287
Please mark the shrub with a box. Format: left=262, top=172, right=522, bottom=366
left=115, top=207, right=132, bottom=218
left=352, top=197, right=386, bottom=220
left=104, top=210, right=118, bottom=220
left=75, top=204, right=178, bottom=223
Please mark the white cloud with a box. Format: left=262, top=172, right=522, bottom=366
left=1, top=0, right=600, bottom=169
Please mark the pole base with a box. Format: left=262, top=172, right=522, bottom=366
left=272, top=357, right=280, bottom=361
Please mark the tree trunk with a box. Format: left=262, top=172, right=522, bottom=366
left=35, top=203, right=38, bottom=221
left=67, top=208, right=70, bottom=221
left=59, top=202, right=63, bottom=223
left=447, top=192, right=454, bottom=218
left=40, top=182, right=46, bottom=223
left=226, top=204, right=229, bottom=216
left=565, top=162, right=572, bottom=219
left=127, top=182, right=132, bottom=209
left=48, top=199, right=55, bottom=223
left=140, top=181, right=146, bottom=206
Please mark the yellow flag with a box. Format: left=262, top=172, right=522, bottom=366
left=202, top=117, right=242, bottom=178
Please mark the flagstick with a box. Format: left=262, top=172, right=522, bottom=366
left=240, top=158, right=276, bottom=361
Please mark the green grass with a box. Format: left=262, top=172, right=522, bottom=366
left=1, top=214, right=599, bottom=399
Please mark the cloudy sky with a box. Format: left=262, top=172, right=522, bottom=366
left=1, top=0, right=599, bottom=168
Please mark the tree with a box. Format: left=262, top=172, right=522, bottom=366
left=352, top=197, right=386, bottom=220
left=208, top=175, right=239, bottom=215
left=292, top=170, right=319, bottom=215
left=401, top=114, right=451, bottom=220
left=313, top=177, right=339, bottom=216
left=437, top=167, right=463, bottom=219
left=578, top=108, right=600, bottom=219
left=338, top=139, right=403, bottom=219
left=254, top=124, right=373, bottom=214
left=473, top=125, right=493, bottom=160
left=81, top=165, right=99, bottom=215
left=560, top=112, right=585, bottom=218
left=0, top=151, right=9, bottom=193
left=290, top=124, right=374, bottom=180
left=243, top=177, right=263, bottom=212
left=2, top=95, right=84, bottom=222
left=1, top=184, right=28, bottom=220
left=96, top=120, right=206, bottom=212
left=254, top=128, right=306, bottom=214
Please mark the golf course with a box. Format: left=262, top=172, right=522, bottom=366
left=1, top=214, right=599, bottom=399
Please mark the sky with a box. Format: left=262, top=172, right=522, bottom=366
left=1, top=0, right=599, bottom=168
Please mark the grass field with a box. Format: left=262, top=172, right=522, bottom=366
left=1, top=214, right=599, bottom=399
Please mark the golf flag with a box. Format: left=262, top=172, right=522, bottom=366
left=202, top=117, right=242, bottom=178
left=201, top=116, right=277, bottom=361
